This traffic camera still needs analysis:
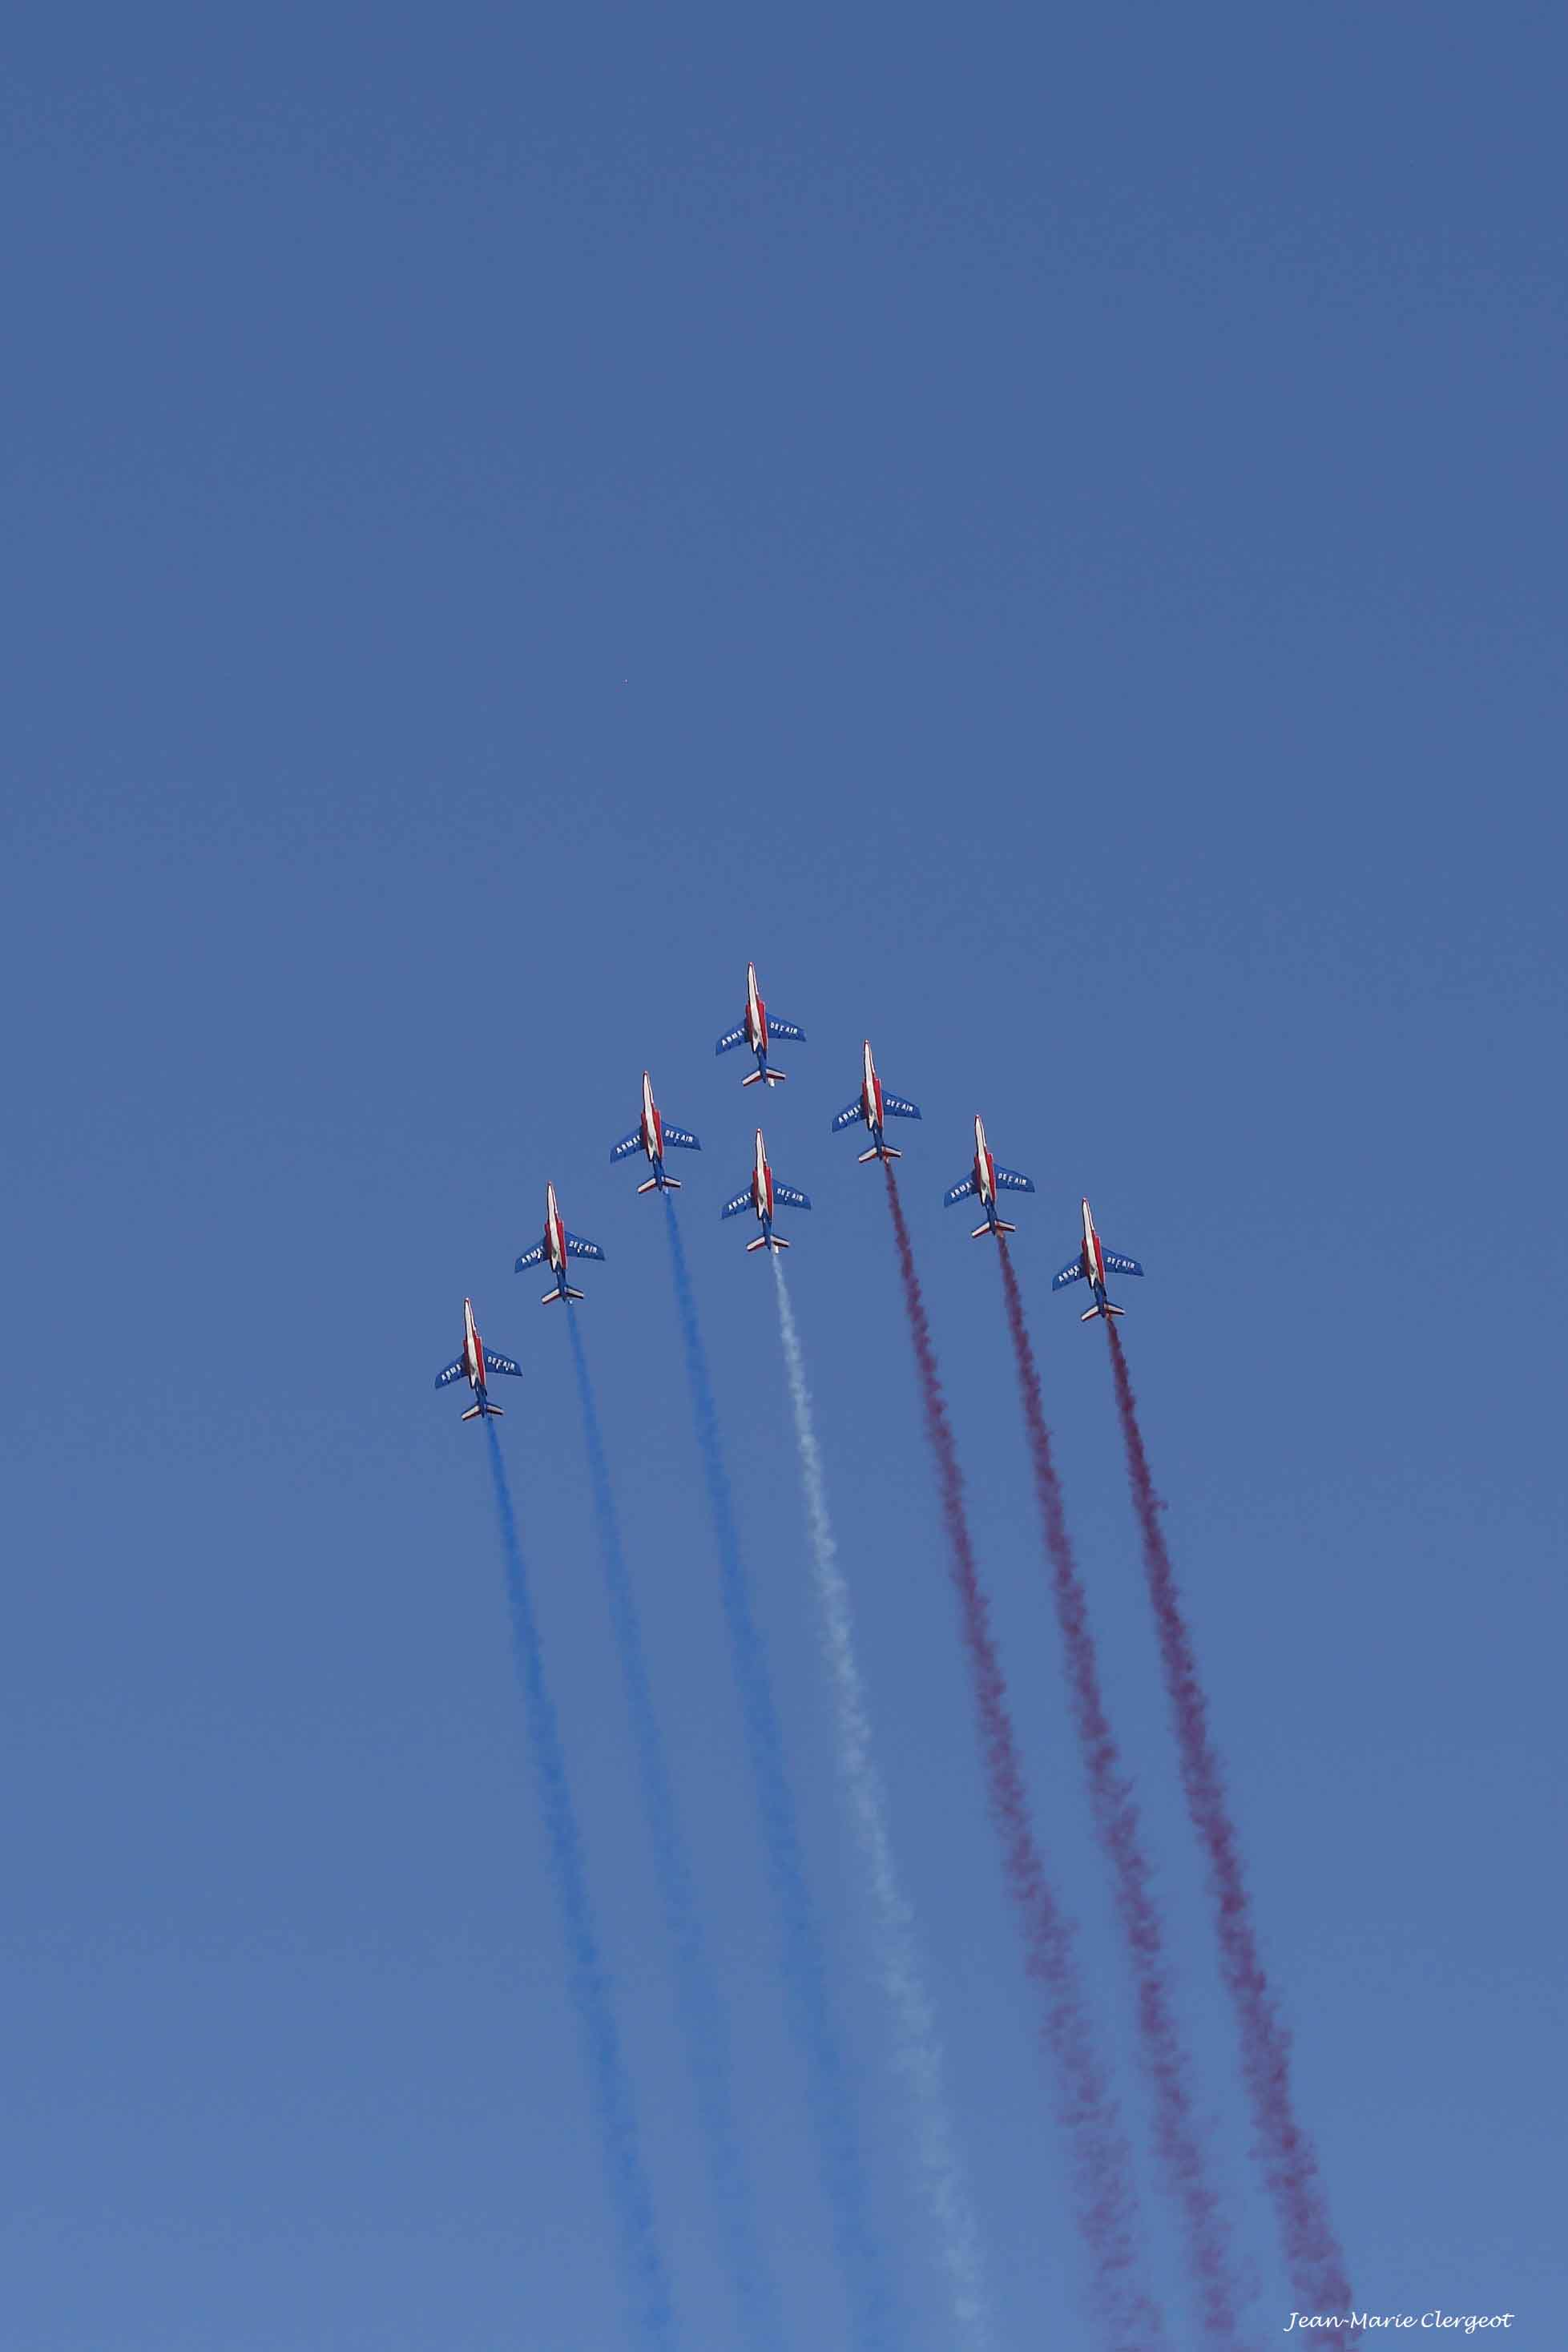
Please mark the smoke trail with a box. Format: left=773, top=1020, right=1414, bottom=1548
left=1103, top=1321, right=1353, bottom=2313
left=770, top=1253, right=993, bottom=2352
left=566, top=1317, right=785, bottom=2352
left=995, top=1244, right=1241, bottom=2346
left=661, top=1199, right=895, bottom=2352
left=880, top=1164, right=1163, bottom=2352
left=483, top=1424, right=675, bottom=2349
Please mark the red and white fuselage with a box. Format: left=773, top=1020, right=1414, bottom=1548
left=639, top=1071, right=663, bottom=1167
left=860, top=1039, right=885, bottom=1133
left=462, top=1295, right=486, bottom=1390
left=750, top=1128, right=775, bottom=1226
left=1080, top=1198, right=1108, bottom=1289
left=971, top=1114, right=998, bottom=1208
left=544, top=1182, right=568, bottom=1273
left=745, top=962, right=768, bottom=1055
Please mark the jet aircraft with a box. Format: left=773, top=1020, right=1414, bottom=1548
left=433, top=1297, right=523, bottom=1421
left=942, top=1114, right=1035, bottom=1238
left=1052, top=1199, right=1143, bottom=1320
left=715, top=961, right=806, bottom=1087
left=610, top=1071, right=702, bottom=1193
left=514, top=1182, right=605, bottom=1305
left=831, top=1039, right=921, bottom=1162
left=722, top=1128, right=811, bottom=1251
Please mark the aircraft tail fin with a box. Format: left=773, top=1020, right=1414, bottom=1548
left=462, top=1399, right=503, bottom=1421
left=745, top=1232, right=788, bottom=1252
left=638, top=1174, right=679, bottom=1194
left=972, top=1219, right=1016, bottom=1239
left=1081, top=1301, right=1125, bottom=1321
left=542, top=1285, right=587, bottom=1305
left=859, top=1144, right=899, bottom=1163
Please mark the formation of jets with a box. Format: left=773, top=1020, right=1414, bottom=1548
left=434, top=962, right=1146, bottom=1412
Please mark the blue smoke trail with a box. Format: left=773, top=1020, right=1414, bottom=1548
left=661, top=1200, right=896, bottom=2352
left=566, top=1315, right=785, bottom=2352
left=483, top=1422, right=675, bottom=2350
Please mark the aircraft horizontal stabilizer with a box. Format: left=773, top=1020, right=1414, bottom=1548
left=859, top=1144, right=899, bottom=1162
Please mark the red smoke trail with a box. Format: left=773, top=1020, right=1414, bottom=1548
left=1104, top=1320, right=1353, bottom=2314
left=881, top=1164, right=1163, bottom=2351
left=996, top=1244, right=1241, bottom=2348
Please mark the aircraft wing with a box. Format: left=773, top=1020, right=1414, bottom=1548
left=565, top=1233, right=606, bottom=1261
left=434, top=1355, right=467, bottom=1388
left=485, top=1348, right=524, bottom=1378
left=884, top=1094, right=922, bottom=1120
left=943, top=1176, right=977, bottom=1205
left=768, top=1017, right=807, bottom=1042
left=663, top=1124, right=702, bottom=1151
left=715, top=1023, right=747, bottom=1055
left=1052, top=1259, right=1086, bottom=1290
left=610, top=1129, right=643, bottom=1163
left=720, top=1189, right=753, bottom=1219
left=773, top=1182, right=811, bottom=1210
left=1104, top=1252, right=1143, bottom=1277
left=994, top=1166, right=1036, bottom=1194
left=514, top=1242, right=546, bottom=1272
left=831, top=1099, right=864, bottom=1133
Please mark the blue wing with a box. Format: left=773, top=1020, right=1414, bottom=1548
left=943, top=1176, right=976, bottom=1206
left=721, top=1189, right=753, bottom=1219
left=768, top=1017, right=806, bottom=1042
left=773, top=1183, right=811, bottom=1210
left=884, top=1094, right=922, bottom=1120
left=1052, top=1258, right=1086, bottom=1290
left=715, top=1024, right=747, bottom=1055
left=514, top=1242, right=546, bottom=1272
left=434, top=1355, right=466, bottom=1389
left=610, top=1129, right=643, bottom=1163
left=565, top=1233, right=606, bottom=1262
left=994, top=1165, right=1035, bottom=1194
left=831, top=1098, right=864, bottom=1133
left=663, top=1124, right=702, bottom=1151
left=485, top=1348, right=524, bottom=1378
left=1104, top=1252, right=1143, bottom=1278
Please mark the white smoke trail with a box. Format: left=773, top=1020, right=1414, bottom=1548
left=772, top=1255, right=994, bottom=2351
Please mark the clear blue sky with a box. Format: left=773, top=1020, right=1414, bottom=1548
left=2, top=8, right=1563, bottom=2346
